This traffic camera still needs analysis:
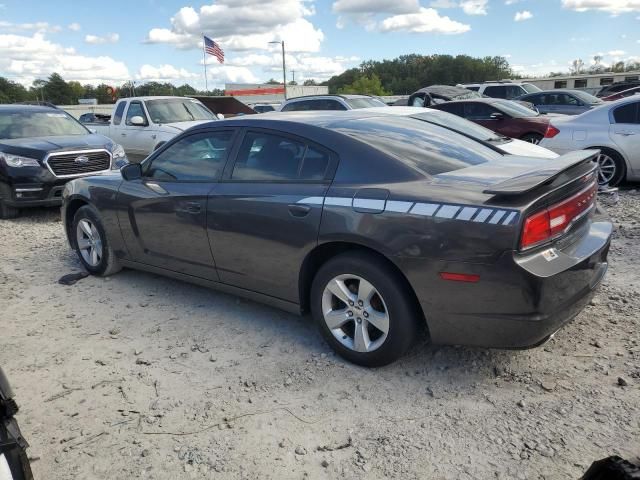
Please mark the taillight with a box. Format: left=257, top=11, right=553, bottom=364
left=544, top=125, right=560, bottom=138
left=520, top=182, right=597, bottom=250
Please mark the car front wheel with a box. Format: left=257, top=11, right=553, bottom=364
left=72, top=205, right=121, bottom=276
left=311, top=251, right=420, bottom=367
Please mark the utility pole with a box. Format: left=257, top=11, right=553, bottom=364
left=268, top=40, right=287, bottom=100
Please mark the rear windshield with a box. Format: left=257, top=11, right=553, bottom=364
left=410, top=109, right=511, bottom=144
left=522, top=83, right=542, bottom=93
left=0, top=109, right=89, bottom=139
left=332, top=116, right=501, bottom=176
left=493, top=100, right=540, bottom=118
left=345, top=98, right=387, bottom=109
left=571, top=90, right=603, bottom=104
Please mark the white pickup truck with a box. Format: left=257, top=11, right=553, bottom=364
left=81, top=96, right=218, bottom=162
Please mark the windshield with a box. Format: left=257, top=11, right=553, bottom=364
left=0, top=109, right=89, bottom=139
left=333, top=116, right=502, bottom=176
left=145, top=99, right=215, bottom=124
left=523, top=83, right=542, bottom=93
left=345, top=97, right=388, bottom=109
left=411, top=110, right=511, bottom=144
left=571, top=90, right=604, bottom=104
left=493, top=99, right=540, bottom=117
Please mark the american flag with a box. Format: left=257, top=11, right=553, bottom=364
left=204, top=35, right=224, bottom=64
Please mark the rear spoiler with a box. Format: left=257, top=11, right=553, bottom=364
left=483, top=150, right=599, bottom=196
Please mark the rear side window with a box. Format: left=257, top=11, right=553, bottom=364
left=613, top=102, right=639, bottom=124
left=112, top=101, right=126, bottom=125
left=483, top=86, right=506, bottom=98
left=466, top=86, right=480, bottom=92
left=281, top=101, right=314, bottom=112
left=463, top=103, right=498, bottom=120
left=334, top=116, right=501, bottom=176
left=434, top=102, right=464, bottom=116
left=232, top=131, right=330, bottom=181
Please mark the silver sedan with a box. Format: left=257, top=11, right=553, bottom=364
left=540, top=96, right=640, bottom=186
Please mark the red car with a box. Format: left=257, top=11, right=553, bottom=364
left=602, top=86, right=640, bottom=101
left=431, top=98, right=557, bottom=144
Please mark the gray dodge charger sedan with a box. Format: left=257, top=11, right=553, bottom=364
left=62, top=111, right=612, bottom=366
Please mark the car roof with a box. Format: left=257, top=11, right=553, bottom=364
left=0, top=104, right=62, bottom=113
left=283, top=94, right=376, bottom=102
left=413, top=85, right=471, bottom=96
left=121, top=96, right=197, bottom=101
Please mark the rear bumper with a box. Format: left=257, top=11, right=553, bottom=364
left=402, top=212, right=612, bottom=349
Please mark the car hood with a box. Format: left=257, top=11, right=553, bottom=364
left=159, top=120, right=212, bottom=133
left=0, top=134, right=112, bottom=151
left=0, top=134, right=113, bottom=161
left=499, top=138, right=559, bottom=159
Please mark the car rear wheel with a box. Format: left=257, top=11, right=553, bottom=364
left=521, top=133, right=543, bottom=145
left=595, top=149, right=626, bottom=187
left=310, top=252, right=420, bottom=367
left=72, top=205, right=121, bottom=276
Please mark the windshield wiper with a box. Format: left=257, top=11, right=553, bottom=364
left=182, top=103, right=195, bottom=121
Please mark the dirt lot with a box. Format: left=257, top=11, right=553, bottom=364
left=1, top=190, right=639, bottom=480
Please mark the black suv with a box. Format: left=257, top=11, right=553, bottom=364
left=0, top=105, right=128, bottom=219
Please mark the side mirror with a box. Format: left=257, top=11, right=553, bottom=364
left=490, top=112, right=504, bottom=120
left=89, top=128, right=97, bottom=134
left=121, top=163, right=142, bottom=181
left=216, top=113, right=225, bottom=120
left=130, top=116, right=146, bottom=126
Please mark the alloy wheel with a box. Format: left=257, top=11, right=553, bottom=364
left=76, top=218, right=103, bottom=267
left=321, top=274, right=389, bottom=353
left=596, top=153, right=616, bottom=185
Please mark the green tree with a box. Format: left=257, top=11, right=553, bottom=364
left=43, top=73, right=74, bottom=104
left=0, top=77, right=32, bottom=103
left=337, top=73, right=390, bottom=96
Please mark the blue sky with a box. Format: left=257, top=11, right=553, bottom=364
left=0, top=0, right=638, bottom=89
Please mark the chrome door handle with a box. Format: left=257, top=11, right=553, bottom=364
left=151, top=134, right=157, bottom=139
left=121, top=132, right=127, bottom=136
left=618, top=131, right=636, bottom=136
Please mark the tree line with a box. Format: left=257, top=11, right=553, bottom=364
left=0, top=73, right=223, bottom=105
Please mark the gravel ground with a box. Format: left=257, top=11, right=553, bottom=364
left=1, top=190, right=639, bottom=480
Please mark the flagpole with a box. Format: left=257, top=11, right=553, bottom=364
left=202, top=34, right=208, bottom=92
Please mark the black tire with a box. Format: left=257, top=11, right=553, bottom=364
left=521, top=133, right=543, bottom=145
left=0, top=421, right=31, bottom=480
left=310, top=251, right=420, bottom=367
left=72, top=205, right=121, bottom=276
left=594, top=148, right=626, bottom=187
left=0, top=200, right=19, bottom=220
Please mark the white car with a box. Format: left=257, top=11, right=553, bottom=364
left=82, top=96, right=218, bottom=162
left=540, top=96, right=640, bottom=186
left=368, top=107, right=558, bottom=158
left=458, top=82, right=542, bottom=100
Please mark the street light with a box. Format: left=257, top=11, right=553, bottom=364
left=269, top=40, right=287, bottom=100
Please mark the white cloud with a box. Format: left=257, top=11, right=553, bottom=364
left=333, top=0, right=419, bottom=14
left=608, top=49, right=626, bottom=55
left=460, top=0, right=488, bottom=15
left=146, top=0, right=323, bottom=53
left=379, top=7, right=471, bottom=33
left=0, top=32, right=129, bottom=86
left=84, top=33, right=119, bottom=44
left=562, top=0, right=640, bottom=14
left=0, top=21, right=62, bottom=33
left=137, top=64, right=198, bottom=81
left=514, top=10, right=533, bottom=20
left=68, top=23, right=81, bottom=31
left=229, top=52, right=360, bottom=81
